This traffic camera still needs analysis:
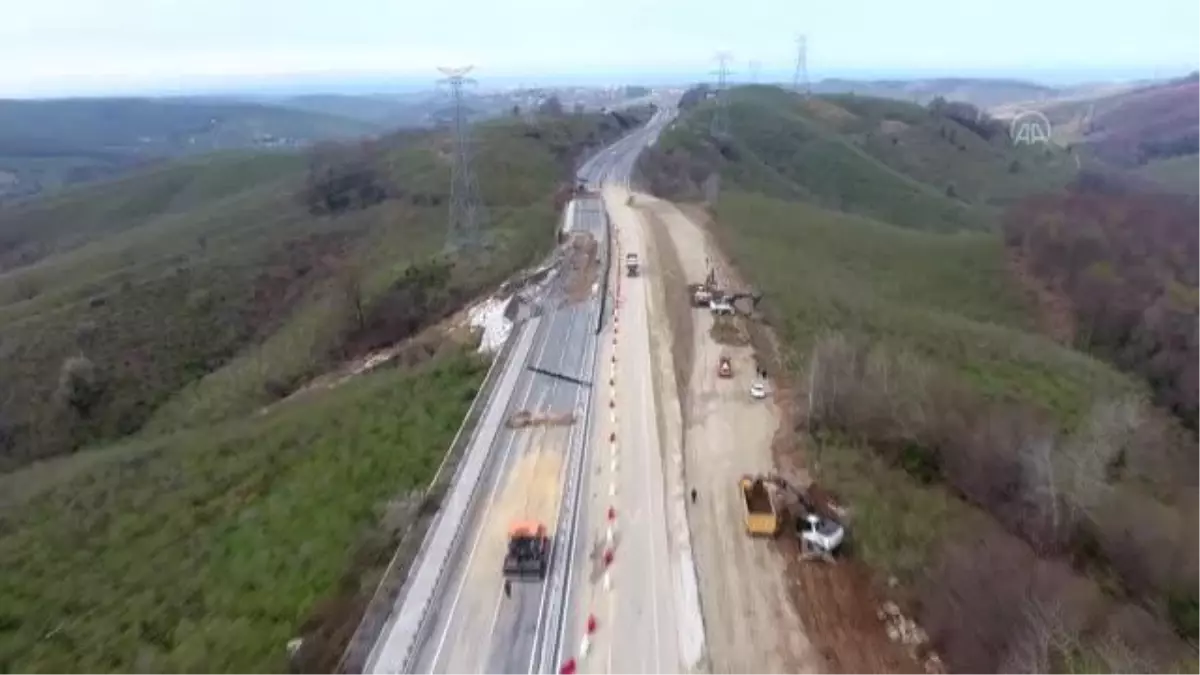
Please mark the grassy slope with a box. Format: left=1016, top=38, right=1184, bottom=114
left=0, top=108, right=650, bottom=671
left=144, top=114, right=608, bottom=432
left=714, top=194, right=1134, bottom=422
left=0, top=112, right=634, bottom=466
left=709, top=194, right=1141, bottom=580
left=642, top=88, right=1196, bottom=666
left=645, top=86, right=1077, bottom=233
left=0, top=353, right=483, bottom=673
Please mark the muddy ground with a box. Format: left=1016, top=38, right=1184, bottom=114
left=563, top=232, right=600, bottom=305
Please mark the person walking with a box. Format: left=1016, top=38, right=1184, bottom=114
left=690, top=488, right=698, bottom=504
left=504, top=578, right=512, bottom=599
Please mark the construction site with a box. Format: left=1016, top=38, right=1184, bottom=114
left=626, top=191, right=934, bottom=674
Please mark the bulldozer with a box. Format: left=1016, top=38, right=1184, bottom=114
left=503, top=520, right=551, bottom=580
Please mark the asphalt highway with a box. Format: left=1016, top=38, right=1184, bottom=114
left=366, top=101, right=675, bottom=675
left=409, top=221, right=601, bottom=674
left=555, top=104, right=691, bottom=675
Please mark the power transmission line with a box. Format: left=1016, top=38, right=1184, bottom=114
left=792, top=34, right=809, bottom=96
left=710, top=51, right=733, bottom=138
left=437, top=66, right=488, bottom=252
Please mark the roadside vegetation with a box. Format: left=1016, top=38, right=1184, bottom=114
left=0, top=353, right=482, bottom=673
left=0, top=103, right=654, bottom=671
left=640, top=85, right=1197, bottom=671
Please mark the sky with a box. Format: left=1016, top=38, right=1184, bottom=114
left=1, top=0, right=1197, bottom=97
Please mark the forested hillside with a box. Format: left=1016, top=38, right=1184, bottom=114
left=639, top=85, right=1197, bottom=672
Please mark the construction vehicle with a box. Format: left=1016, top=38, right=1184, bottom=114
left=688, top=283, right=712, bottom=307
left=688, top=266, right=718, bottom=307
left=798, top=513, right=845, bottom=562
left=503, top=520, right=551, bottom=579
left=709, top=295, right=735, bottom=315
left=758, top=474, right=847, bottom=561
left=718, top=355, right=733, bottom=378
left=739, top=475, right=781, bottom=536
left=625, top=252, right=640, bottom=277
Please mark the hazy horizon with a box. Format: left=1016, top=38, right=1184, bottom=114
left=4, top=65, right=1197, bottom=101
left=3, top=0, right=1197, bottom=98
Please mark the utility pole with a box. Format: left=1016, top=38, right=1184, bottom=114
left=437, top=66, right=488, bottom=252
left=710, top=51, right=733, bottom=138
left=792, top=34, right=809, bottom=96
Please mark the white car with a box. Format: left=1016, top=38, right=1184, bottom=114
left=750, top=380, right=767, bottom=399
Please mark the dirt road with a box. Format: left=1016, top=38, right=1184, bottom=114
left=657, top=200, right=926, bottom=672
left=624, top=192, right=824, bottom=674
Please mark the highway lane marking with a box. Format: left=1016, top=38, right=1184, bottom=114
left=561, top=168, right=622, bottom=673
left=548, top=303, right=603, bottom=673
left=468, top=298, right=582, bottom=673
left=528, top=307, right=583, bottom=672
left=426, top=314, right=556, bottom=671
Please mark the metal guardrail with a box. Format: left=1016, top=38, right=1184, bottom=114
left=596, top=200, right=612, bottom=336
left=338, top=322, right=525, bottom=673
left=394, top=318, right=539, bottom=674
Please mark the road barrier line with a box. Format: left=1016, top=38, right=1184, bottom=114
left=357, top=317, right=535, bottom=674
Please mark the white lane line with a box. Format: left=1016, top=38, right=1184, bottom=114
left=526, top=304, right=587, bottom=674
left=427, top=318, right=553, bottom=670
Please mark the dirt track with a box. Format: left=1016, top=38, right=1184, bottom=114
left=640, top=197, right=925, bottom=674
left=637, top=196, right=822, bottom=673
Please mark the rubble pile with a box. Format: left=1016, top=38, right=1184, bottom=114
left=877, top=601, right=943, bottom=673
left=506, top=410, right=577, bottom=429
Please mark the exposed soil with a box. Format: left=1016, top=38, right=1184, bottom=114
left=709, top=314, right=751, bottom=347
left=637, top=197, right=823, bottom=673
left=644, top=214, right=695, bottom=411
left=563, top=232, right=600, bottom=304
left=662, top=199, right=928, bottom=674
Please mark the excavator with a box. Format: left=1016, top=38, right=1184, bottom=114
left=688, top=265, right=763, bottom=315
left=503, top=520, right=551, bottom=579
left=740, top=474, right=846, bottom=562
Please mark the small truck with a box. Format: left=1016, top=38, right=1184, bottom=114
left=503, top=520, right=551, bottom=580
left=738, top=475, right=780, bottom=536
left=718, top=355, right=733, bottom=378
left=625, top=252, right=640, bottom=277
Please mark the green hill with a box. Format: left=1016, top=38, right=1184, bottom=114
left=640, top=87, right=1196, bottom=671
left=0, top=108, right=647, bottom=469
left=0, top=105, right=653, bottom=671
left=643, top=85, right=1078, bottom=232
left=0, top=97, right=386, bottom=200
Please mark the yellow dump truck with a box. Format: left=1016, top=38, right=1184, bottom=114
left=739, top=475, right=780, bottom=536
